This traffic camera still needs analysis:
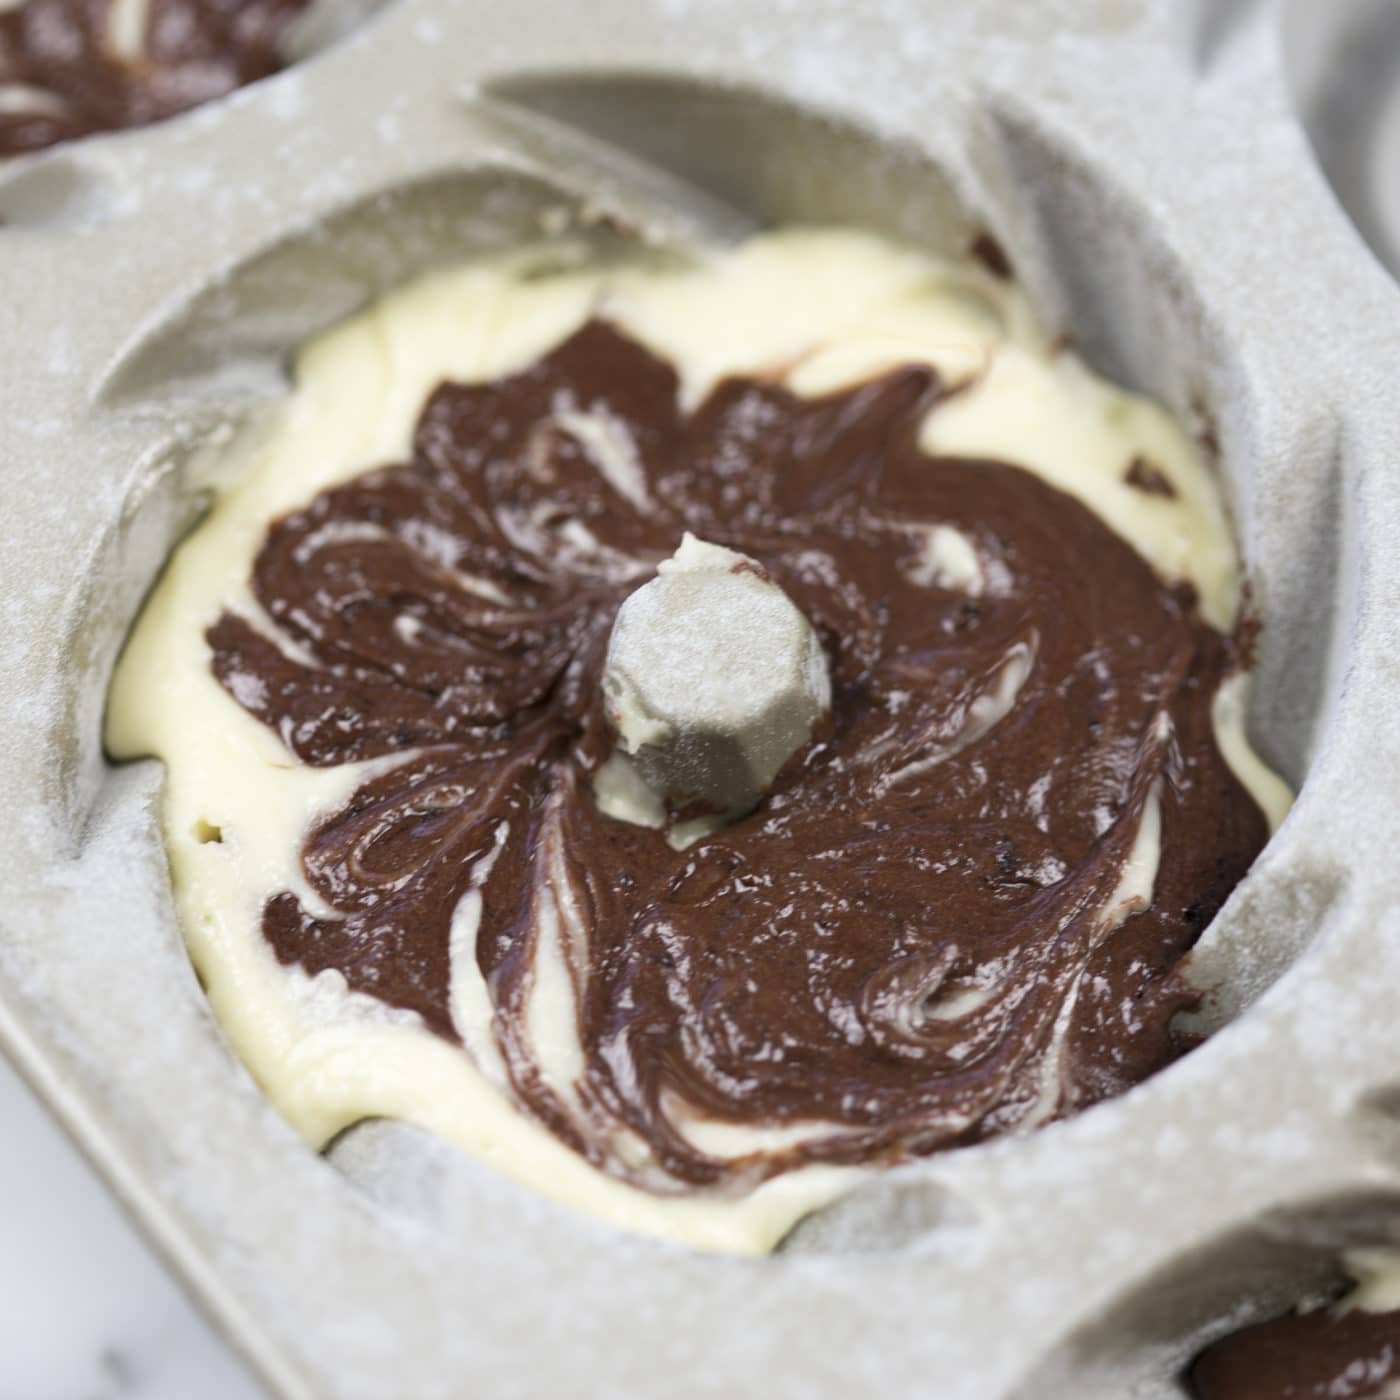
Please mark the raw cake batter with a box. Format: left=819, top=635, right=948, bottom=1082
left=108, top=228, right=1290, bottom=1252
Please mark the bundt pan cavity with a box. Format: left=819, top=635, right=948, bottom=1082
left=2, top=0, right=1398, bottom=1395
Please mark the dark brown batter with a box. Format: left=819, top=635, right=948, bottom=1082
left=207, top=320, right=1268, bottom=1192
left=1125, top=454, right=1179, bottom=499
left=0, top=0, right=310, bottom=157
left=1190, top=1300, right=1400, bottom=1399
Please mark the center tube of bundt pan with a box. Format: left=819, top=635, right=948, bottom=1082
left=601, top=534, right=833, bottom=837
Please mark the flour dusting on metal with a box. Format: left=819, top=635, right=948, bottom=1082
left=3, top=1, right=1400, bottom=1397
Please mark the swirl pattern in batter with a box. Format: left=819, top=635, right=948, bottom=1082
left=0, top=0, right=311, bottom=156
left=108, top=229, right=1291, bottom=1250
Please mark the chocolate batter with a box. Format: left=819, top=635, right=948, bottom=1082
left=0, top=0, right=310, bottom=157
left=1190, top=1302, right=1400, bottom=1399
left=1125, top=454, right=1179, bottom=499
left=206, top=319, right=1267, bottom=1192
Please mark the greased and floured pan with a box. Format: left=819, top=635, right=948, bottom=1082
left=3, top=1, right=1399, bottom=1396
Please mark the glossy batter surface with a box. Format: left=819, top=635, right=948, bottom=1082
left=208, top=318, right=1267, bottom=1188
left=0, top=0, right=309, bottom=156
left=1191, top=1255, right=1400, bottom=1400
left=108, top=230, right=1290, bottom=1250
left=1191, top=1307, right=1400, bottom=1399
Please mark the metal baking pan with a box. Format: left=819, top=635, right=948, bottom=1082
left=5, top=0, right=1400, bottom=1394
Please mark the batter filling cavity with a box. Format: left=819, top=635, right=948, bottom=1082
left=107, top=228, right=1291, bottom=1252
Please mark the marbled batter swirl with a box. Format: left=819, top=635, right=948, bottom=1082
left=108, top=230, right=1290, bottom=1250
left=206, top=315, right=1268, bottom=1197
left=0, top=0, right=310, bottom=156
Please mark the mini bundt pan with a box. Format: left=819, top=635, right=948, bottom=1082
left=3, top=0, right=1399, bottom=1395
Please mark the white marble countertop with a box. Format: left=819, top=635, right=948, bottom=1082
left=0, top=1050, right=265, bottom=1400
